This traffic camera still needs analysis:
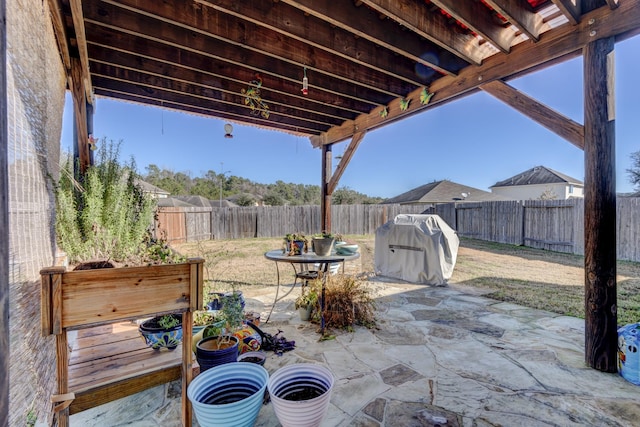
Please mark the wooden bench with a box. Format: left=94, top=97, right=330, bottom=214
left=40, top=258, right=204, bottom=427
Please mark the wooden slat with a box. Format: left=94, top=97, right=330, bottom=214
left=60, top=263, right=194, bottom=329
left=181, top=311, right=194, bottom=426
left=69, top=346, right=182, bottom=391
left=52, top=270, right=63, bottom=335
left=69, top=367, right=182, bottom=415
left=41, top=272, right=53, bottom=336
left=68, top=326, right=144, bottom=365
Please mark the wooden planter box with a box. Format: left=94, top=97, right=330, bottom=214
left=40, top=258, right=204, bottom=427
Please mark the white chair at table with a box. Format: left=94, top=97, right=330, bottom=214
left=313, top=262, right=340, bottom=275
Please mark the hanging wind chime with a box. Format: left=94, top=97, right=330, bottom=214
left=301, top=67, right=308, bottom=95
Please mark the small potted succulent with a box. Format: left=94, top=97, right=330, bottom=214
left=139, top=313, right=183, bottom=350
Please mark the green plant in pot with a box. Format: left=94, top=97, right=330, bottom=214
left=295, top=287, right=318, bottom=321
left=138, top=313, right=183, bottom=350
left=53, top=139, right=156, bottom=268
left=311, top=231, right=341, bottom=256
left=54, top=140, right=190, bottom=350
left=283, top=232, right=308, bottom=255
left=192, top=310, right=223, bottom=336
left=195, top=289, right=245, bottom=371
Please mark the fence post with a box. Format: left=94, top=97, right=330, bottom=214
left=521, top=200, right=526, bottom=246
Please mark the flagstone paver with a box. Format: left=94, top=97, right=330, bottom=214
left=70, top=279, right=640, bottom=427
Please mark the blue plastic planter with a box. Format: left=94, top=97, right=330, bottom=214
left=618, top=323, right=640, bottom=385
left=188, top=363, right=269, bottom=427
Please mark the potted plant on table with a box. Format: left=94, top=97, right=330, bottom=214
left=311, top=231, right=342, bottom=256
left=284, top=232, right=308, bottom=255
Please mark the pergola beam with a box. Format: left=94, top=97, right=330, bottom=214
left=70, top=58, right=90, bottom=174
left=483, top=0, right=544, bottom=41
left=551, top=0, right=582, bottom=25
left=282, top=0, right=464, bottom=76
left=328, top=131, right=366, bottom=195
left=310, top=0, right=640, bottom=147
left=480, top=80, right=584, bottom=149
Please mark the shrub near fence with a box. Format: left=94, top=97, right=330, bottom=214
left=156, top=198, right=640, bottom=262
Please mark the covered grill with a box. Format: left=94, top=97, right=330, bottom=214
left=375, top=214, right=459, bottom=285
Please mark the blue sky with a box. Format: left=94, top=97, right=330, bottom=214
left=61, top=36, right=640, bottom=199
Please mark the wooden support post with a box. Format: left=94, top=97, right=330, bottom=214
left=0, top=0, right=8, bottom=423
left=321, top=144, right=332, bottom=233
left=55, top=334, right=70, bottom=427
left=583, top=37, right=617, bottom=372
left=181, top=311, right=193, bottom=427
left=70, top=57, right=90, bottom=175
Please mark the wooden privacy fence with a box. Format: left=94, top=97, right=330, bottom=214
left=156, top=198, right=640, bottom=262
left=431, top=197, right=638, bottom=261
left=156, top=204, right=430, bottom=243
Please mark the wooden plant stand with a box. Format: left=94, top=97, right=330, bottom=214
left=40, top=258, right=204, bottom=427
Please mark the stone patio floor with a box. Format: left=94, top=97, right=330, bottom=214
left=70, top=277, right=640, bottom=426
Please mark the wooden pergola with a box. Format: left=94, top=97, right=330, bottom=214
left=46, top=0, right=640, bottom=374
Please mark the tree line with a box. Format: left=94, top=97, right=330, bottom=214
left=142, top=164, right=384, bottom=206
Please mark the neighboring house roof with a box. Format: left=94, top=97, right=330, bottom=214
left=134, top=178, right=170, bottom=197
left=382, top=180, right=509, bottom=204
left=172, top=195, right=212, bottom=207
left=491, top=166, right=583, bottom=188
left=156, top=197, right=196, bottom=207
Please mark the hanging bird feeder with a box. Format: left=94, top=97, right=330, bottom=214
left=224, top=123, right=234, bottom=139
left=301, top=67, right=308, bottom=95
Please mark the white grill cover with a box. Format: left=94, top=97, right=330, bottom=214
left=375, top=214, right=459, bottom=285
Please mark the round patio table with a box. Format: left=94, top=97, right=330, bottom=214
left=264, top=249, right=360, bottom=333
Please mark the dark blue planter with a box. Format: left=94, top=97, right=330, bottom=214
left=196, top=335, right=239, bottom=372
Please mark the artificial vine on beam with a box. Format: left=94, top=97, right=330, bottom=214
left=420, top=87, right=434, bottom=105
left=241, top=75, right=270, bottom=119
